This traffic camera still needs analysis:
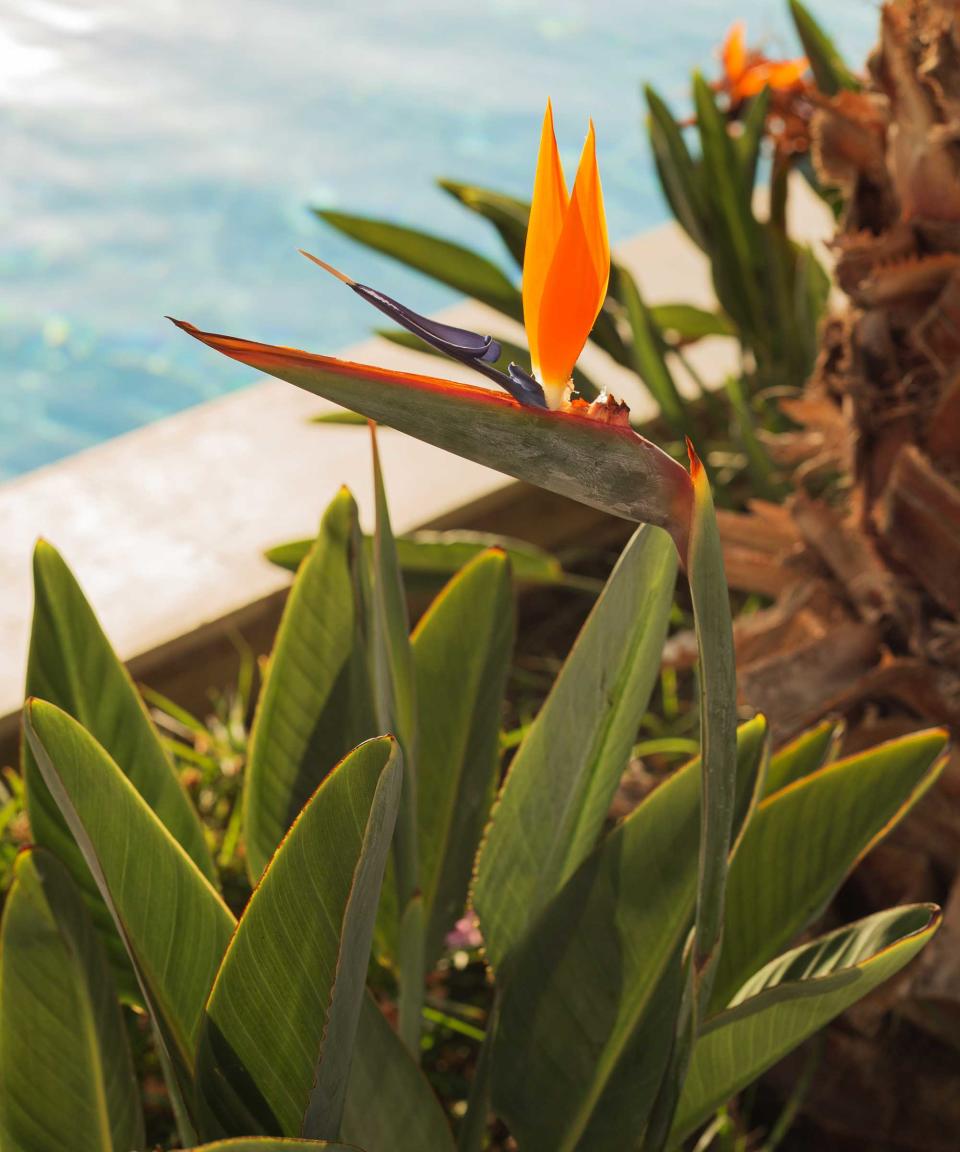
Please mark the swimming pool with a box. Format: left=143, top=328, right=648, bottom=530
left=2, top=0, right=876, bottom=480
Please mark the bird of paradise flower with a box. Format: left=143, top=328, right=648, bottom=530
left=173, top=103, right=696, bottom=555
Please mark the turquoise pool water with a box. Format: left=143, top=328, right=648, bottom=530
left=2, top=0, right=876, bottom=480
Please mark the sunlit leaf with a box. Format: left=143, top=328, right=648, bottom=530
left=473, top=524, right=678, bottom=972
left=672, top=905, right=941, bottom=1143
left=0, top=848, right=144, bottom=1152
left=197, top=738, right=401, bottom=1140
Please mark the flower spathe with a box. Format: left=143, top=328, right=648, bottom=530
left=523, top=102, right=610, bottom=410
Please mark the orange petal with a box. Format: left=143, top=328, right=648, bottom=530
left=765, top=57, right=809, bottom=90
left=722, top=21, right=747, bottom=82
left=523, top=100, right=569, bottom=375
left=536, top=120, right=609, bottom=403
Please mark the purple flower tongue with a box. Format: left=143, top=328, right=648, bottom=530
left=355, top=283, right=502, bottom=362
left=351, top=280, right=547, bottom=409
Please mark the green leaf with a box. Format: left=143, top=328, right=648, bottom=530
left=691, top=74, right=765, bottom=341
left=315, top=209, right=522, bottom=320
left=710, top=729, right=948, bottom=1011
left=735, top=88, right=771, bottom=197
left=686, top=456, right=738, bottom=989
left=437, top=180, right=529, bottom=269
left=648, top=304, right=735, bottom=345
left=473, top=524, right=678, bottom=972
left=645, top=86, right=708, bottom=250
left=265, top=529, right=564, bottom=588
left=197, top=737, right=402, bottom=1140
left=789, top=0, right=860, bottom=96
left=413, top=548, right=514, bottom=968
left=0, top=848, right=144, bottom=1152
left=672, top=904, right=941, bottom=1144
left=244, top=487, right=373, bottom=883
left=491, top=720, right=768, bottom=1152
left=23, top=541, right=217, bottom=988
left=617, top=265, right=689, bottom=436
left=342, top=994, right=456, bottom=1152
left=642, top=452, right=739, bottom=1150
left=23, top=700, right=235, bottom=1124
left=185, top=1142, right=357, bottom=1151
left=368, top=425, right=424, bottom=1049
left=763, top=719, right=842, bottom=798
left=173, top=321, right=695, bottom=559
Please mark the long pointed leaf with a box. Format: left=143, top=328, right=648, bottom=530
left=197, top=737, right=401, bottom=1140
left=23, top=700, right=235, bottom=1124
left=645, top=86, right=708, bottom=251
left=265, top=530, right=564, bottom=588
left=789, top=0, right=860, bottom=95
left=413, top=548, right=514, bottom=969
left=244, top=487, right=372, bottom=883
left=491, top=720, right=768, bottom=1152
left=762, top=718, right=841, bottom=798
left=473, top=524, right=677, bottom=972
left=315, top=210, right=522, bottom=319
left=710, top=729, right=947, bottom=1010
left=342, top=994, right=456, bottom=1152
left=171, top=321, right=694, bottom=557
left=0, top=848, right=144, bottom=1152
left=672, top=905, right=941, bottom=1143
left=23, top=542, right=217, bottom=990
left=437, top=180, right=530, bottom=269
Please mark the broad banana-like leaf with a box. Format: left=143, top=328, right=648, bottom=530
left=185, top=1142, right=357, bottom=1151
left=244, top=487, right=373, bottom=883
left=672, top=904, right=941, bottom=1144
left=315, top=209, right=522, bottom=319
left=170, top=321, right=694, bottom=558
left=762, top=718, right=841, bottom=798
left=265, top=529, right=565, bottom=588
left=491, top=719, right=767, bottom=1152
left=23, top=541, right=216, bottom=990
left=342, top=994, right=456, bottom=1152
left=197, top=738, right=401, bottom=1141
left=473, top=524, right=678, bottom=972
left=413, top=548, right=513, bottom=969
left=23, top=700, right=235, bottom=1124
left=0, top=848, right=144, bottom=1152
left=710, top=728, right=947, bottom=1011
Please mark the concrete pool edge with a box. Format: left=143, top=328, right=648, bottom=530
left=0, top=186, right=832, bottom=754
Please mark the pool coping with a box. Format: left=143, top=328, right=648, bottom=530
left=0, top=182, right=832, bottom=753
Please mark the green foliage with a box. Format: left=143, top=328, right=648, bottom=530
left=672, top=905, right=940, bottom=1143
left=0, top=849, right=143, bottom=1152
left=265, top=529, right=565, bottom=588
left=198, top=738, right=401, bottom=1140
left=5, top=15, right=943, bottom=1144
left=473, top=524, right=678, bottom=972
left=789, top=0, right=861, bottom=95
left=244, top=487, right=372, bottom=883
left=6, top=446, right=943, bottom=1152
